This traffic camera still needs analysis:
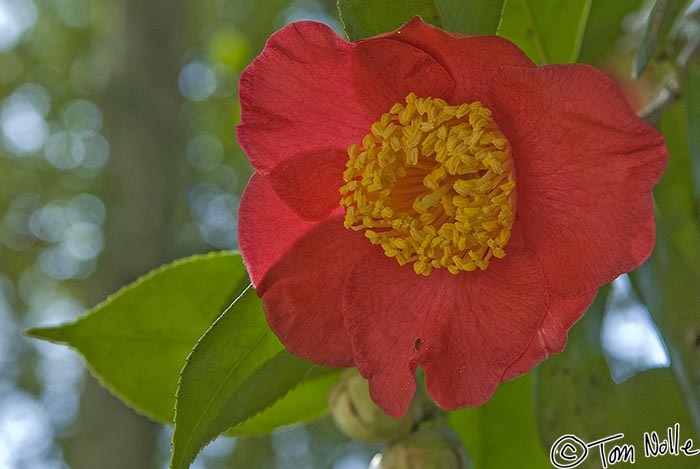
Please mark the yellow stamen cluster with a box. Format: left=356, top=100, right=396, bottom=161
left=339, top=93, right=517, bottom=276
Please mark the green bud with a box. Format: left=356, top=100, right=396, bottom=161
left=370, top=422, right=472, bottom=469
left=329, top=368, right=424, bottom=443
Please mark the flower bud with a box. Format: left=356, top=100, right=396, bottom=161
left=329, top=368, right=424, bottom=443
left=369, top=422, right=472, bottom=469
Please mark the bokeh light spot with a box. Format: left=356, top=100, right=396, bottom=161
left=54, top=0, right=92, bottom=28
left=186, top=134, right=223, bottom=171
left=178, top=62, right=217, bottom=101
left=0, top=0, right=37, bottom=52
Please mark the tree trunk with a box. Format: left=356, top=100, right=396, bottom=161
left=63, top=0, right=186, bottom=467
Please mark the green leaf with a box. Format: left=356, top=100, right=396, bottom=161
left=578, top=0, right=645, bottom=65
left=629, top=102, right=700, bottom=437
left=651, top=102, right=700, bottom=266
left=227, top=370, right=340, bottom=437
left=535, top=287, right=699, bottom=468
left=683, top=63, right=700, bottom=205
left=338, top=0, right=437, bottom=40
left=498, top=0, right=593, bottom=64
left=447, top=374, right=550, bottom=469
left=337, top=0, right=506, bottom=41
left=535, top=287, right=611, bottom=443
left=25, top=252, right=248, bottom=423
left=171, top=287, right=323, bottom=469
left=633, top=0, right=690, bottom=78
left=436, top=0, right=507, bottom=36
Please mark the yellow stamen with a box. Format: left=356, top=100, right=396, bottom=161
left=339, top=93, right=517, bottom=276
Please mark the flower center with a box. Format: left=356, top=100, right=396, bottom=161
left=340, top=93, right=516, bottom=276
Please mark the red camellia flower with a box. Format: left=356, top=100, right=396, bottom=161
left=237, top=17, right=667, bottom=417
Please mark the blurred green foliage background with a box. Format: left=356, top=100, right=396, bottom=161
left=0, top=0, right=698, bottom=468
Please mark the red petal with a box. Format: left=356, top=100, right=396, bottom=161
left=237, top=20, right=454, bottom=175
left=490, top=64, right=667, bottom=297
left=343, top=250, right=549, bottom=417
left=258, top=216, right=372, bottom=367
left=502, top=290, right=598, bottom=380
left=352, top=36, right=454, bottom=108
left=238, top=173, right=316, bottom=287
left=380, top=17, right=535, bottom=104
left=237, top=22, right=355, bottom=175
left=239, top=174, right=370, bottom=366
left=268, top=149, right=347, bottom=221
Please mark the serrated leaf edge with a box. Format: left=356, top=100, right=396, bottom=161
left=171, top=284, right=256, bottom=469
left=24, top=251, right=244, bottom=424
